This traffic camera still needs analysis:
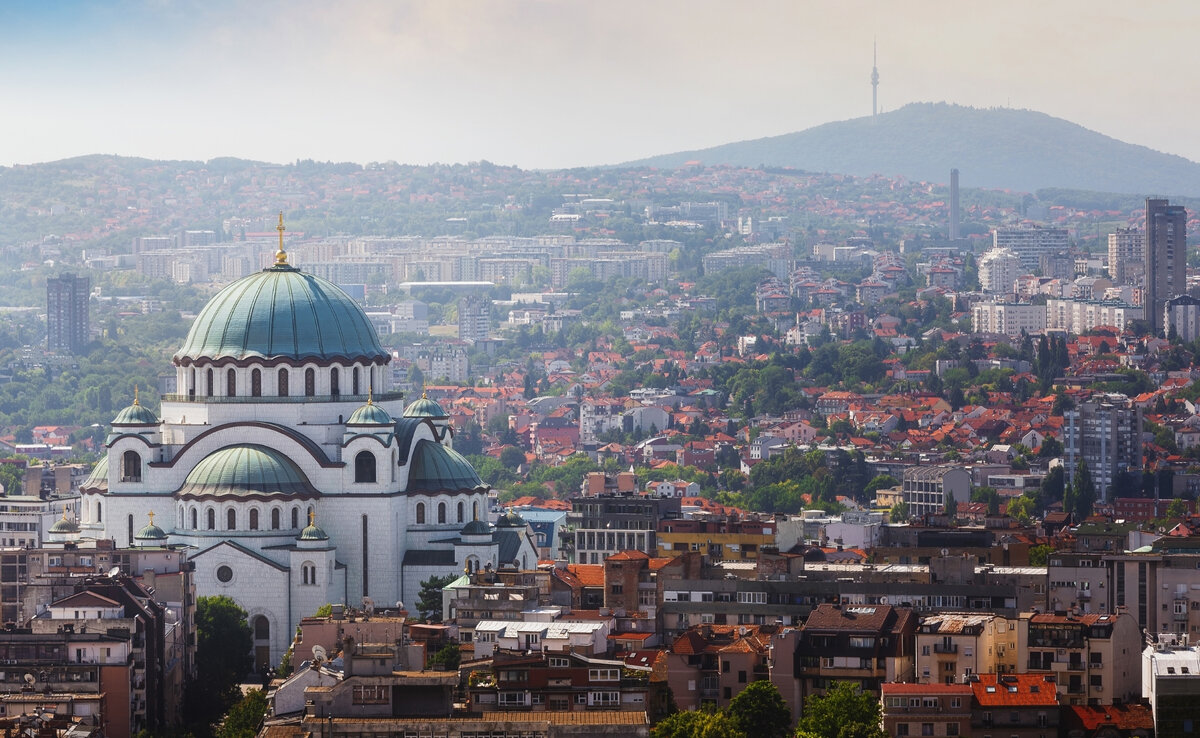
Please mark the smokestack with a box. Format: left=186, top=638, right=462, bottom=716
left=949, top=169, right=960, bottom=240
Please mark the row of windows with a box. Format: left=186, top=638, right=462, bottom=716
left=415, top=500, right=480, bottom=525
left=188, top=366, right=375, bottom=398
left=184, top=504, right=314, bottom=531
left=119, top=449, right=379, bottom=485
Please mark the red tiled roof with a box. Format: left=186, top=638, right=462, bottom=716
left=971, top=674, right=1059, bottom=706
left=567, top=564, right=604, bottom=587
left=1062, top=704, right=1153, bottom=732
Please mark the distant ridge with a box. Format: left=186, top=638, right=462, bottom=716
left=622, top=102, right=1200, bottom=196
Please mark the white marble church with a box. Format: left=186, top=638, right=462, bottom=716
left=73, top=219, right=536, bottom=669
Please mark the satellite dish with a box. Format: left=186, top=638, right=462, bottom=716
left=108, top=567, right=121, bottom=578
left=940, top=548, right=949, bottom=557
left=395, top=601, right=405, bottom=610
left=23, top=674, right=34, bottom=685
left=312, top=645, right=327, bottom=662
left=362, top=596, right=375, bottom=615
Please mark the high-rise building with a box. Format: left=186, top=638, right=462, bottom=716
left=1063, top=395, right=1142, bottom=502
left=977, top=246, right=1021, bottom=295
left=1145, top=198, right=1188, bottom=335
left=457, top=294, right=492, bottom=342
left=871, top=40, right=879, bottom=118
left=992, top=226, right=1069, bottom=271
left=46, top=273, right=90, bottom=354
left=1107, top=227, right=1145, bottom=286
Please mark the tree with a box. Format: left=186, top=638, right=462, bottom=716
left=797, top=682, right=886, bottom=738
left=943, top=491, right=958, bottom=519
left=651, top=710, right=746, bottom=738
left=499, top=445, right=526, bottom=470
left=890, top=501, right=910, bottom=522
left=1038, top=435, right=1063, bottom=458
left=726, top=680, right=792, bottom=738
left=217, top=689, right=267, bottom=738
left=1028, top=544, right=1054, bottom=566
left=1070, top=459, right=1097, bottom=519
left=0, top=462, right=24, bottom=496
left=187, top=596, right=253, bottom=730
left=417, top=574, right=457, bottom=622
left=1166, top=498, right=1189, bottom=519
left=427, top=642, right=461, bottom=670
left=1039, top=465, right=1066, bottom=512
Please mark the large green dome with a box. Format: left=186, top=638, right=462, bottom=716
left=174, top=264, right=388, bottom=364
left=407, top=439, right=486, bottom=493
left=176, top=444, right=318, bottom=499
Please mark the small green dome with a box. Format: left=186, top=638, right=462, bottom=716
left=113, top=401, right=158, bottom=426
left=407, top=440, right=485, bottom=493
left=461, top=519, right=492, bottom=537
left=347, top=401, right=393, bottom=426
left=404, top=394, right=447, bottom=419
left=299, top=512, right=329, bottom=541
left=49, top=514, right=79, bottom=535
left=134, top=513, right=167, bottom=541
left=81, top=456, right=109, bottom=492
left=495, top=509, right=527, bottom=528
left=177, top=445, right=317, bottom=499
left=174, top=265, right=388, bottom=364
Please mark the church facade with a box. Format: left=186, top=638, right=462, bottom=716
left=74, top=223, right=535, bottom=669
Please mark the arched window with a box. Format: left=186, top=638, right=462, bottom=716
left=96, top=500, right=102, bottom=523
left=271, top=508, right=281, bottom=530
left=473, top=501, right=479, bottom=520
left=330, top=368, right=340, bottom=397
left=189, top=368, right=196, bottom=400
left=291, top=507, right=299, bottom=529
left=438, top=502, right=447, bottom=524
left=121, top=450, right=141, bottom=482
left=127, top=515, right=133, bottom=544
left=226, top=508, right=236, bottom=530
left=226, top=368, right=236, bottom=397
left=207, top=508, right=215, bottom=530
left=253, top=615, right=270, bottom=640
left=301, top=562, right=317, bottom=586
left=249, top=509, right=259, bottom=530
left=190, top=508, right=197, bottom=529
left=457, top=501, right=464, bottom=523
left=206, top=369, right=214, bottom=396
left=354, top=451, right=376, bottom=483
left=416, top=502, right=426, bottom=525
left=278, top=368, right=289, bottom=397
left=352, top=367, right=360, bottom=395
left=305, top=368, right=315, bottom=397
left=251, top=368, right=262, bottom=397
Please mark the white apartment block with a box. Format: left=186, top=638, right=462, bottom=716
left=993, top=227, right=1070, bottom=270
left=971, top=302, right=1047, bottom=339
left=1046, top=298, right=1143, bottom=335
left=978, top=247, right=1023, bottom=295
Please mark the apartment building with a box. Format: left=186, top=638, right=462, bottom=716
left=1018, top=611, right=1141, bottom=705
left=915, top=613, right=1020, bottom=684
left=881, top=683, right=973, bottom=738
left=969, top=673, right=1060, bottom=738
left=796, top=603, right=917, bottom=699
left=469, top=650, right=650, bottom=714
left=568, top=495, right=680, bottom=565
left=901, top=465, right=971, bottom=520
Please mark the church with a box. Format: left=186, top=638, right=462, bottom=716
left=73, top=217, right=536, bottom=669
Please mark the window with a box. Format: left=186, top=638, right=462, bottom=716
left=416, top=502, right=426, bottom=524
left=206, top=368, right=213, bottom=395
left=922, top=724, right=934, bottom=737
left=121, top=450, right=142, bottom=482
left=207, top=509, right=215, bottom=530
left=226, top=368, right=236, bottom=396
left=458, top=501, right=464, bottom=523
left=549, top=657, right=570, bottom=668
left=190, top=508, right=197, bottom=529
left=438, top=502, right=446, bottom=524
left=302, top=562, right=317, bottom=585
left=253, top=615, right=270, bottom=639
left=249, top=509, right=259, bottom=530
left=354, top=451, right=377, bottom=483
left=226, top=508, right=236, bottom=530
left=352, top=685, right=388, bottom=705
left=737, top=670, right=747, bottom=683
left=589, top=668, right=620, bottom=681
left=216, top=565, right=233, bottom=583
left=589, top=691, right=620, bottom=707
left=330, top=368, right=340, bottom=397
left=897, top=725, right=909, bottom=737
left=291, top=507, right=299, bottom=529
left=271, top=508, right=280, bottom=530
left=849, top=637, right=876, bottom=648
left=353, top=367, right=360, bottom=395
left=278, top=368, right=289, bottom=396
left=305, top=368, right=315, bottom=396
left=251, top=368, right=262, bottom=397
left=947, top=724, right=959, bottom=737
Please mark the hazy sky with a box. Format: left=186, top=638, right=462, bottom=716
left=2, top=0, right=1198, bottom=170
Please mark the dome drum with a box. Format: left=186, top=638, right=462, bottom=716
left=175, top=444, right=320, bottom=501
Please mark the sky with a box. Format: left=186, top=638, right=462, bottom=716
left=2, top=0, right=1199, bottom=170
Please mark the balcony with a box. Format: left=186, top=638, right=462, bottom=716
left=933, top=643, right=958, bottom=654
left=1077, top=590, right=1091, bottom=601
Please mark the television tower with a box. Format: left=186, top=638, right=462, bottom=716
left=871, top=39, right=879, bottom=117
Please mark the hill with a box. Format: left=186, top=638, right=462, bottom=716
left=623, top=102, right=1200, bottom=196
